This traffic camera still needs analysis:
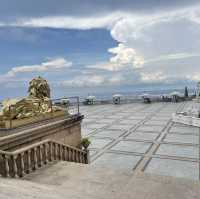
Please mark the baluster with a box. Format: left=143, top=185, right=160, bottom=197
left=62, top=146, right=65, bottom=160
left=70, top=149, right=72, bottom=161
left=68, top=147, right=70, bottom=161
left=79, top=152, right=82, bottom=163
left=81, top=152, right=84, bottom=163
left=74, top=150, right=76, bottom=162
left=86, top=150, right=90, bottom=164
left=39, top=145, right=43, bottom=166
left=49, top=142, right=53, bottom=162
left=54, top=143, right=58, bottom=160
left=74, top=151, right=77, bottom=162
left=60, top=145, right=65, bottom=160
left=71, top=149, right=74, bottom=161
left=63, top=147, right=66, bottom=161
left=82, top=152, right=86, bottom=163
left=58, top=144, right=60, bottom=160
left=72, top=149, right=74, bottom=162
left=65, top=147, right=69, bottom=161
left=33, top=147, right=38, bottom=170
left=3, top=154, right=10, bottom=177
left=78, top=151, right=81, bottom=163
left=67, top=148, right=70, bottom=161
left=44, top=143, right=48, bottom=164
left=20, top=153, right=25, bottom=177
left=58, top=144, right=61, bottom=160
left=27, top=150, right=31, bottom=173
left=75, top=151, right=79, bottom=162
left=82, top=152, right=85, bottom=164
left=0, top=155, right=2, bottom=177
left=12, top=155, right=19, bottom=178
left=83, top=153, right=86, bottom=164
left=65, top=147, right=68, bottom=161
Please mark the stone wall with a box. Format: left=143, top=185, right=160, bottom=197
left=0, top=115, right=84, bottom=151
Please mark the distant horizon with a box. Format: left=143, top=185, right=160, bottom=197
left=0, top=82, right=196, bottom=101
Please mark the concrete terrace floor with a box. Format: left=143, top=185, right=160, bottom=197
left=1, top=101, right=200, bottom=199
left=80, top=101, right=200, bottom=181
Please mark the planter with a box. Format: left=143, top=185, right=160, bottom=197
left=172, top=113, right=200, bottom=127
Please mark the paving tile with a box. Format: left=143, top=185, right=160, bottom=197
left=145, top=158, right=199, bottom=180
left=145, top=120, right=168, bottom=126
left=89, top=150, right=97, bottom=156
left=126, top=131, right=159, bottom=141
left=81, top=118, right=95, bottom=123
left=89, top=138, right=113, bottom=149
left=105, top=115, right=125, bottom=119
left=94, top=130, right=124, bottom=139
left=151, top=116, right=170, bottom=121
left=95, top=119, right=116, bottom=124
left=107, top=124, right=133, bottom=131
left=110, top=140, right=152, bottom=153
left=156, top=113, right=172, bottom=117
left=137, top=125, right=164, bottom=132
left=85, top=123, right=108, bottom=129
left=92, top=152, right=142, bottom=170
left=173, top=123, right=191, bottom=127
left=118, top=120, right=141, bottom=125
left=170, top=126, right=199, bottom=135
left=128, top=116, right=146, bottom=120
left=164, top=134, right=199, bottom=145
left=115, top=113, right=130, bottom=117
left=82, top=127, right=95, bottom=135
left=155, top=143, right=199, bottom=159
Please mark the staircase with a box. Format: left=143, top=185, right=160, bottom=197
left=0, top=139, right=89, bottom=178
left=0, top=162, right=199, bottom=199
left=0, top=162, right=132, bottom=199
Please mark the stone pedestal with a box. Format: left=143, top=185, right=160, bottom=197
left=0, top=114, right=84, bottom=151
left=172, top=113, right=200, bottom=127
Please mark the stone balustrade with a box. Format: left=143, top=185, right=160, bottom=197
left=0, top=139, right=89, bottom=178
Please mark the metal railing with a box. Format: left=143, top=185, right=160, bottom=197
left=52, top=96, right=80, bottom=116
left=0, top=139, right=89, bottom=178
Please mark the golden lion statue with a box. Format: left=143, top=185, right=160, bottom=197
left=0, top=76, right=63, bottom=121
left=29, top=76, right=51, bottom=99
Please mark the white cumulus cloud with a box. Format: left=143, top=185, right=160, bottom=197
left=6, top=58, right=72, bottom=77
left=1, top=12, right=125, bottom=30
left=87, top=43, right=144, bottom=71
left=108, top=43, right=144, bottom=68
left=140, top=72, right=167, bottom=83
left=60, top=75, right=105, bottom=87
left=1, top=4, right=200, bottom=87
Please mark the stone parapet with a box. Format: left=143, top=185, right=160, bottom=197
left=0, top=114, right=84, bottom=151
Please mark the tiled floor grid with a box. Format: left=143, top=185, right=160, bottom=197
left=80, top=102, right=200, bottom=181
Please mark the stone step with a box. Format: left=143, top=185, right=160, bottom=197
left=23, top=161, right=133, bottom=199
left=1, top=162, right=200, bottom=199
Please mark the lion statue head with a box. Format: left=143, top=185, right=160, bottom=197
left=28, top=76, right=51, bottom=99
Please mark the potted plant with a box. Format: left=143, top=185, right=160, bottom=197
left=81, top=137, right=91, bottom=150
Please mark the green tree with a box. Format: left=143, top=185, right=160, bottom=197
left=184, top=86, right=189, bottom=98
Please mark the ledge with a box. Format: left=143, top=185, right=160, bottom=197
left=0, top=114, right=84, bottom=151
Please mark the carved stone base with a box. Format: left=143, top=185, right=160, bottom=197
left=0, top=110, right=66, bottom=129
left=172, top=113, right=200, bottom=127
left=192, top=97, right=200, bottom=103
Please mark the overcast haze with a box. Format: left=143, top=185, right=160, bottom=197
left=0, top=0, right=200, bottom=99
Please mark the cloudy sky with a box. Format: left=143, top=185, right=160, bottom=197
left=0, top=0, right=200, bottom=99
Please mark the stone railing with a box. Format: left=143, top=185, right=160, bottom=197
left=0, top=139, right=89, bottom=178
